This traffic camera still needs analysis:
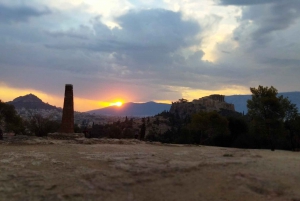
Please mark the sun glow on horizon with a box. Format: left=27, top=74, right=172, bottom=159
left=110, top=101, right=123, bottom=107
left=1, top=83, right=253, bottom=112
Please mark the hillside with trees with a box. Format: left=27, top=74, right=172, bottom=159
left=2, top=86, right=300, bottom=151
left=89, top=85, right=299, bottom=151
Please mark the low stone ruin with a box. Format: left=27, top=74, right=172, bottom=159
left=47, top=133, right=85, bottom=140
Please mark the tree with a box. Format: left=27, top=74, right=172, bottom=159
left=280, top=96, right=299, bottom=121
left=0, top=100, right=24, bottom=134
left=139, top=118, right=146, bottom=140
left=247, top=85, right=299, bottom=150
left=177, top=98, right=188, bottom=103
left=285, top=116, right=300, bottom=151
left=248, top=86, right=281, bottom=121
left=24, top=114, right=60, bottom=137
left=108, top=124, right=122, bottom=138
left=227, top=116, right=249, bottom=140
left=189, top=111, right=229, bottom=145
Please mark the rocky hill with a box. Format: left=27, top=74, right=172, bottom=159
left=6, top=94, right=106, bottom=125
left=7, top=94, right=59, bottom=110
left=170, top=95, right=238, bottom=119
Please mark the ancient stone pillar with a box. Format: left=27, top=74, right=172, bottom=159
left=59, top=84, right=74, bottom=133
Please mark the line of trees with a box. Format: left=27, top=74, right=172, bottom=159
left=84, top=117, right=138, bottom=139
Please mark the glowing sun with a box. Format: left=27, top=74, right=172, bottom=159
left=110, top=101, right=123, bottom=107
left=115, top=101, right=123, bottom=107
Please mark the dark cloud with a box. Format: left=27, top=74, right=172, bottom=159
left=0, top=3, right=51, bottom=23
left=115, top=9, right=200, bottom=49
left=46, top=26, right=92, bottom=40
left=226, top=0, right=300, bottom=48
left=214, top=0, right=300, bottom=92
left=0, top=5, right=257, bottom=100
left=47, top=9, right=201, bottom=69
left=218, top=0, right=300, bottom=46
left=241, top=1, right=300, bottom=44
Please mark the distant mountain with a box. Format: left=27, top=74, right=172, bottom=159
left=7, top=94, right=59, bottom=110
left=88, top=92, right=300, bottom=116
left=87, top=102, right=171, bottom=117
left=225, top=92, right=300, bottom=113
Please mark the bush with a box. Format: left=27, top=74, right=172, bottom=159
left=24, top=114, right=60, bottom=136
left=0, top=100, right=24, bottom=134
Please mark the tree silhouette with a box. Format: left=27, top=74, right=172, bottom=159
left=0, top=100, right=23, bottom=134
left=247, top=85, right=299, bottom=151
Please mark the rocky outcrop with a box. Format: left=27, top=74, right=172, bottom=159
left=170, top=94, right=235, bottom=119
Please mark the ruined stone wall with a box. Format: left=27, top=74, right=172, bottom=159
left=170, top=94, right=235, bottom=119
left=203, top=94, right=225, bottom=102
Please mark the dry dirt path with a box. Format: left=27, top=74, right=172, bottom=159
left=0, top=139, right=299, bottom=201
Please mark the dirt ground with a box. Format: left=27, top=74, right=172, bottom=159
left=0, top=138, right=299, bottom=201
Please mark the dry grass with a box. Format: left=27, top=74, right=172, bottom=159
left=0, top=139, right=300, bottom=201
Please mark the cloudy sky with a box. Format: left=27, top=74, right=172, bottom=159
left=1, top=0, right=300, bottom=111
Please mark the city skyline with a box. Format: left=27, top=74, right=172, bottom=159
left=1, top=0, right=300, bottom=111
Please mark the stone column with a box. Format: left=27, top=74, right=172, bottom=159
left=59, top=84, right=74, bottom=133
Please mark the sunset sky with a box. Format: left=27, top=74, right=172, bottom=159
left=1, top=0, right=300, bottom=111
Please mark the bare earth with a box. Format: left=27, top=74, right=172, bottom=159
left=0, top=138, right=299, bottom=201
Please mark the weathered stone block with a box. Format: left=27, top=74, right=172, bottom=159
left=48, top=133, right=85, bottom=140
